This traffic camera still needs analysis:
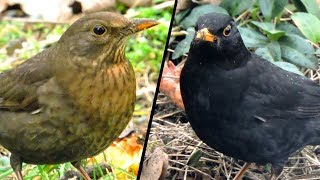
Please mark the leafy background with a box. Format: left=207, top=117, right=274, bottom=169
left=145, top=0, right=320, bottom=180
left=172, top=0, right=320, bottom=77
left=0, top=0, right=173, bottom=179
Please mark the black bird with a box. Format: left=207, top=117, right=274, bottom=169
left=180, top=12, right=320, bottom=179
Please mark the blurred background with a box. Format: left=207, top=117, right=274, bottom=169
left=0, top=0, right=174, bottom=179
left=144, top=0, right=320, bottom=179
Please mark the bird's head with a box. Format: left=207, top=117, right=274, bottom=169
left=190, top=12, right=249, bottom=62
left=56, top=12, right=159, bottom=67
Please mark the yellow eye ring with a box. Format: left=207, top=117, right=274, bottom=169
left=223, top=25, right=232, bottom=37
left=92, top=25, right=106, bottom=36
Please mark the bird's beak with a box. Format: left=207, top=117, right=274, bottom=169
left=130, top=19, right=160, bottom=34
left=195, top=28, right=215, bottom=42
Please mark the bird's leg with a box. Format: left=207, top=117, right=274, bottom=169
left=270, top=164, right=283, bottom=180
left=10, top=154, right=23, bottom=180
left=72, top=161, right=91, bottom=180
left=233, top=162, right=251, bottom=180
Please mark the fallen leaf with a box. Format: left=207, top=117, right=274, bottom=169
left=140, top=147, right=169, bottom=180
left=76, top=0, right=115, bottom=13
left=160, top=60, right=185, bottom=110
left=87, top=133, right=143, bottom=179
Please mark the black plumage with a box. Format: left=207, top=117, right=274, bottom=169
left=180, top=12, right=320, bottom=178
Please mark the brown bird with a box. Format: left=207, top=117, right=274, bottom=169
left=0, top=12, right=158, bottom=180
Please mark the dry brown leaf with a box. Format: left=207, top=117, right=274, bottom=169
left=140, top=147, right=169, bottom=180
left=0, top=0, right=9, bottom=13
left=87, top=133, right=143, bottom=179
left=160, top=60, right=185, bottom=110
left=177, top=0, right=195, bottom=12
left=76, top=0, right=115, bottom=13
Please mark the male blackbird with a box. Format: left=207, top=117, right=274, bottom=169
left=0, top=12, right=158, bottom=180
left=180, top=12, right=320, bottom=179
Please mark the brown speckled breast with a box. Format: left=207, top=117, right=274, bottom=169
left=0, top=60, right=136, bottom=164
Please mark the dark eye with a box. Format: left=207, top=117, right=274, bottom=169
left=92, top=25, right=106, bottom=35
left=223, top=24, right=232, bottom=37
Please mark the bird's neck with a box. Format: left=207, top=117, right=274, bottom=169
left=52, top=43, right=128, bottom=73
left=86, top=43, right=127, bottom=70
left=105, top=43, right=126, bottom=64
left=189, top=45, right=251, bottom=70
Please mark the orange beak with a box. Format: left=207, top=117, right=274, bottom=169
left=196, top=28, right=215, bottom=42
left=130, top=19, right=160, bottom=33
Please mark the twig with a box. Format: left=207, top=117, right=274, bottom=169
left=285, top=8, right=294, bottom=15
left=235, top=10, right=249, bottom=22
left=171, top=31, right=189, bottom=36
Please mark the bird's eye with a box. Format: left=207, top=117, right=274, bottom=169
left=223, top=24, right=232, bottom=37
left=92, top=25, right=106, bottom=36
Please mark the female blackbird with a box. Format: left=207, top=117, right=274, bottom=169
left=0, top=12, right=158, bottom=180
left=180, top=12, right=320, bottom=179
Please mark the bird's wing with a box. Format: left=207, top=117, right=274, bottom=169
left=294, top=88, right=320, bottom=119
left=244, top=55, right=320, bottom=121
left=0, top=49, right=53, bottom=111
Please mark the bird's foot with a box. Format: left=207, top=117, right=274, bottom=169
left=269, top=164, right=284, bottom=180
left=72, top=161, right=92, bottom=180
left=10, top=154, right=23, bottom=180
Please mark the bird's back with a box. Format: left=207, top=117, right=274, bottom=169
left=181, top=52, right=320, bottom=165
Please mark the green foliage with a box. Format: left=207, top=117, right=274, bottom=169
left=255, top=41, right=281, bottom=62
left=0, top=22, right=25, bottom=48
left=296, top=0, right=320, bottom=19
left=273, top=61, right=304, bottom=76
left=279, top=34, right=317, bottom=68
left=238, top=27, right=269, bottom=48
left=172, top=28, right=195, bottom=59
left=251, top=21, right=285, bottom=40
left=291, top=12, right=320, bottom=43
left=258, top=0, right=288, bottom=20
left=173, top=0, right=320, bottom=75
left=178, top=4, right=228, bottom=29
left=281, top=45, right=316, bottom=69
left=221, top=0, right=254, bottom=16
left=122, top=5, right=172, bottom=73
left=186, top=147, right=203, bottom=166
left=0, top=21, right=68, bottom=70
